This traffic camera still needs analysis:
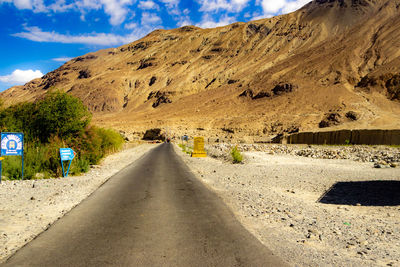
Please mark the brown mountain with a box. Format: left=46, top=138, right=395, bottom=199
left=2, top=0, right=400, bottom=140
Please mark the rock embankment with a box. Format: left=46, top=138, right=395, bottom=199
left=0, top=144, right=155, bottom=263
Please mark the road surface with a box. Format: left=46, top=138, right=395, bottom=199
left=1, top=143, right=288, bottom=266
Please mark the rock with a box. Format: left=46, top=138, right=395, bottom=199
left=30, top=197, right=35, bottom=200
left=345, top=111, right=359, bottom=121
left=374, top=163, right=382, bottom=168
left=77, top=69, right=91, bottom=79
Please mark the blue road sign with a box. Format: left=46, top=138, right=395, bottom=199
left=60, top=148, right=76, bottom=177
left=0, top=132, right=24, bottom=180
left=1, top=133, right=24, bottom=156
left=60, top=148, right=76, bottom=161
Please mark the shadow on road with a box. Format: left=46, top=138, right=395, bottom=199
left=318, top=181, right=400, bottom=206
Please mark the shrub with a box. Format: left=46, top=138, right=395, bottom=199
left=0, top=92, right=124, bottom=180
left=35, top=91, right=92, bottom=142
left=230, top=146, right=243, bottom=164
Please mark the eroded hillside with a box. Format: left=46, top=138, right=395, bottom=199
left=2, top=0, right=400, bottom=140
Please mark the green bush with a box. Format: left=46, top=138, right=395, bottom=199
left=0, top=91, right=124, bottom=180
left=35, top=91, right=92, bottom=142
left=230, top=146, right=243, bottom=164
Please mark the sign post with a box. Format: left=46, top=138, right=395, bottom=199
left=59, top=148, right=76, bottom=177
left=0, top=157, right=3, bottom=183
left=191, top=137, right=207, bottom=158
left=0, top=132, right=24, bottom=180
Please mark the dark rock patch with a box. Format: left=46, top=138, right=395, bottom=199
left=205, top=78, right=216, bottom=89
left=239, top=89, right=254, bottom=98
left=246, top=23, right=271, bottom=36
left=272, top=83, right=295, bottom=95
left=202, top=55, right=213, bottom=60
left=147, top=91, right=173, bottom=108
left=78, top=69, right=91, bottom=79
left=319, top=112, right=342, bottom=128
left=253, top=91, right=272, bottom=99
left=179, top=26, right=197, bottom=32
left=171, top=61, right=187, bottom=66
left=345, top=111, right=359, bottom=121
left=386, top=74, right=400, bottom=100
left=356, top=73, right=400, bottom=101
left=137, top=58, right=156, bottom=70
left=222, top=128, right=235, bottom=134
left=210, top=47, right=225, bottom=53
left=74, top=55, right=97, bottom=62
left=149, top=76, right=157, bottom=86
left=228, top=79, right=239, bottom=84
left=143, top=128, right=165, bottom=141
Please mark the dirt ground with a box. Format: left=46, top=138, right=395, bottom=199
left=175, top=144, right=400, bottom=267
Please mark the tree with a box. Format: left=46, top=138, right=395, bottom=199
left=36, top=91, right=92, bottom=142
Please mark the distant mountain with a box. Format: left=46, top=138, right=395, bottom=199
left=2, top=0, right=400, bottom=140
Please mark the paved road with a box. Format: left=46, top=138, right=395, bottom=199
left=2, top=143, right=288, bottom=267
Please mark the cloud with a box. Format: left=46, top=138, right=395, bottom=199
left=196, top=0, right=250, bottom=13
left=124, top=22, right=137, bottom=29
left=141, top=12, right=161, bottom=25
left=52, top=57, right=73, bottom=62
left=100, top=0, right=134, bottom=25
left=12, top=26, right=145, bottom=46
left=281, top=0, right=310, bottom=13
left=258, top=0, right=310, bottom=15
left=196, top=14, right=235, bottom=28
left=159, top=0, right=179, bottom=8
left=0, top=0, right=47, bottom=11
left=138, top=0, right=159, bottom=10
left=1, top=0, right=135, bottom=25
left=0, top=69, right=43, bottom=84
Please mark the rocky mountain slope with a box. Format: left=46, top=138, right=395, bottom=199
left=2, top=0, right=400, bottom=140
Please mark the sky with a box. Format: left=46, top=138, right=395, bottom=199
left=0, top=0, right=311, bottom=92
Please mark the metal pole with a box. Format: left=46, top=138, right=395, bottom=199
left=66, top=160, right=72, bottom=177
left=21, top=133, right=24, bottom=180
left=61, top=160, right=65, bottom=177
left=0, top=146, right=2, bottom=183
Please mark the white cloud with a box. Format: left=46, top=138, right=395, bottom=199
left=177, top=18, right=192, bottom=27
left=1, top=0, right=135, bottom=25
left=282, top=0, right=310, bottom=13
left=0, top=0, right=47, bottom=11
left=141, top=12, right=161, bottom=25
left=196, top=14, right=235, bottom=29
left=196, top=0, right=250, bottom=13
left=258, top=0, right=310, bottom=15
left=124, top=22, right=137, bottom=29
left=47, top=0, right=74, bottom=13
left=159, top=0, right=179, bottom=8
left=12, top=25, right=146, bottom=46
left=138, top=0, right=159, bottom=10
left=52, top=57, right=73, bottom=62
left=0, top=69, right=43, bottom=84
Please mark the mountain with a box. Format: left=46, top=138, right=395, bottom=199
left=2, top=0, right=400, bottom=140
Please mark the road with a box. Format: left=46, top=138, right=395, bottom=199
left=1, top=143, right=288, bottom=266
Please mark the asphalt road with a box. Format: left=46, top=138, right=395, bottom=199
left=1, top=143, right=288, bottom=267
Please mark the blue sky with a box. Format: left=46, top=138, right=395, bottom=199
left=0, top=0, right=310, bottom=92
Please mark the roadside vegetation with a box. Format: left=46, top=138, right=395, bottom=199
left=178, top=143, right=193, bottom=155
left=230, top=146, right=243, bottom=164
left=0, top=91, right=124, bottom=180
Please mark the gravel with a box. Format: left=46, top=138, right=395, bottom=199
left=175, top=144, right=400, bottom=267
left=0, top=144, right=155, bottom=263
